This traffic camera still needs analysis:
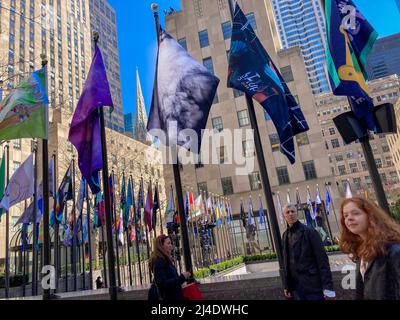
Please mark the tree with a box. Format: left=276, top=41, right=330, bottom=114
left=390, top=199, right=400, bottom=224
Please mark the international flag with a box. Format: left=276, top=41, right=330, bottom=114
left=0, top=68, right=49, bottom=140
left=227, top=3, right=309, bottom=164
left=68, top=44, right=113, bottom=194
left=147, top=27, right=220, bottom=153
left=248, top=198, right=254, bottom=226
left=345, top=181, right=353, bottom=198
left=325, top=0, right=378, bottom=130
left=313, top=188, right=322, bottom=220
left=144, top=182, right=153, bottom=231
left=51, top=164, right=73, bottom=226
left=165, top=186, right=175, bottom=224
left=258, top=195, right=264, bottom=225
left=295, top=189, right=302, bottom=210
left=325, top=185, right=332, bottom=216
left=152, top=184, right=160, bottom=230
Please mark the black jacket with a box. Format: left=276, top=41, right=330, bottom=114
left=282, top=221, right=334, bottom=294
left=356, top=243, right=400, bottom=300
left=153, top=256, right=186, bottom=301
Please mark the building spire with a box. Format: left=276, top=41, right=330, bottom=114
left=134, top=67, right=148, bottom=143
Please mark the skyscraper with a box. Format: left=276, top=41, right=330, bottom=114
left=89, top=0, right=125, bottom=133
left=366, top=33, right=400, bottom=80
left=124, top=113, right=135, bottom=138
left=270, top=0, right=330, bottom=95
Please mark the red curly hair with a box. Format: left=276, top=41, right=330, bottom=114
left=340, top=197, right=400, bottom=262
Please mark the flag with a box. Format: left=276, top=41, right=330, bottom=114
left=225, top=200, right=232, bottom=224
left=120, top=175, right=128, bottom=230
left=295, top=189, right=302, bottom=210
left=75, top=178, right=86, bottom=239
left=48, top=157, right=55, bottom=197
left=166, top=186, right=175, bottom=224
left=240, top=199, right=246, bottom=228
left=345, top=181, right=353, bottom=198
left=15, top=199, right=41, bottom=226
left=147, top=27, right=220, bottom=153
left=21, top=223, right=29, bottom=252
left=51, top=165, right=73, bottom=226
left=94, top=192, right=105, bottom=228
left=0, top=68, right=49, bottom=140
left=248, top=198, right=254, bottom=226
left=214, top=197, right=222, bottom=228
left=227, top=3, right=309, bottom=164
left=259, top=195, right=264, bottom=225
left=0, top=152, right=6, bottom=218
left=144, top=183, right=153, bottom=231
left=286, top=192, right=291, bottom=205
left=276, top=194, right=283, bottom=225
left=152, top=184, right=160, bottom=230
left=325, top=185, right=332, bottom=216
left=109, top=174, right=115, bottom=224
left=325, top=0, right=378, bottom=130
left=306, top=188, right=314, bottom=216
left=0, top=154, right=34, bottom=210
left=313, top=188, right=322, bottom=220
left=68, top=44, right=113, bottom=194
left=117, top=207, right=124, bottom=245
left=190, top=194, right=203, bottom=221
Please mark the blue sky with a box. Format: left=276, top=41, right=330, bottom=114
left=108, top=0, right=400, bottom=119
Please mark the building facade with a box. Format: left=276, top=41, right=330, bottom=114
left=386, top=96, right=400, bottom=186
left=124, top=112, right=135, bottom=138
left=270, top=0, right=330, bottom=95
left=88, top=0, right=125, bottom=133
left=315, top=75, right=400, bottom=205
left=366, top=33, right=400, bottom=81
left=164, top=0, right=340, bottom=253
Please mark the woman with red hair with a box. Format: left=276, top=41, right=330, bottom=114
left=340, top=197, right=400, bottom=300
left=148, top=234, right=191, bottom=301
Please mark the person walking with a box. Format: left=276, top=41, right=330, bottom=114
left=340, top=197, right=400, bottom=300
left=149, top=234, right=191, bottom=301
left=282, top=204, right=336, bottom=300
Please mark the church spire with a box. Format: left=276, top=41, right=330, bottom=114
left=134, top=67, right=148, bottom=143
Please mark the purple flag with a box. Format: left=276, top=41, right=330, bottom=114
left=68, top=44, right=113, bottom=194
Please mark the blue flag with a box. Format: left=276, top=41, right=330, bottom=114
left=258, top=196, right=264, bottom=225
left=248, top=198, right=254, bottom=226
left=325, top=0, right=378, bottom=130
left=240, top=199, right=246, bottom=228
left=227, top=3, right=309, bottom=164
left=325, top=186, right=332, bottom=216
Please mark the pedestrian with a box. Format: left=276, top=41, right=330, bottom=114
left=95, top=276, right=103, bottom=289
left=148, top=234, right=191, bottom=301
left=340, top=197, right=400, bottom=300
left=282, top=204, right=336, bottom=300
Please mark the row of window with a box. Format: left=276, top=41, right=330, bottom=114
left=276, top=160, right=317, bottom=185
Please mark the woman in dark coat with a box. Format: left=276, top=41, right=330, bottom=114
left=149, top=234, right=191, bottom=300
left=340, top=197, right=400, bottom=300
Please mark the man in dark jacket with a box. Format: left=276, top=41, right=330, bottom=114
left=282, top=204, right=336, bottom=300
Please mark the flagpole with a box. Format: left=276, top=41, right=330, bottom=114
left=86, top=183, right=93, bottom=290
left=93, top=33, right=118, bottom=301
left=227, top=0, right=284, bottom=281
left=152, top=3, right=193, bottom=277
left=52, top=151, right=59, bottom=294
left=239, top=199, right=246, bottom=257
left=123, top=173, right=133, bottom=287
left=80, top=181, right=86, bottom=290
left=71, top=156, right=78, bottom=291
left=158, top=182, right=164, bottom=235
left=4, top=143, right=9, bottom=298
left=130, top=174, right=142, bottom=285
left=326, top=182, right=340, bottom=239
left=64, top=202, right=69, bottom=292
left=111, top=170, right=121, bottom=287
left=144, top=178, right=152, bottom=283
left=31, top=140, right=38, bottom=296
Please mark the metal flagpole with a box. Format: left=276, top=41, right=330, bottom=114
left=94, top=33, right=118, bottom=300
left=131, top=175, right=142, bottom=285
left=326, top=183, right=340, bottom=238
left=71, top=156, right=77, bottom=291
left=227, top=198, right=239, bottom=256
left=52, top=151, right=59, bottom=294
left=32, top=141, right=38, bottom=296
left=124, top=174, right=133, bottom=287
left=86, top=183, right=93, bottom=290
left=227, top=0, right=284, bottom=281
left=101, top=223, right=108, bottom=288
left=64, top=202, right=68, bottom=292
left=80, top=181, right=86, bottom=290
left=152, top=4, right=193, bottom=276
left=111, top=170, right=121, bottom=287
left=4, top=145, right=10, bottom=298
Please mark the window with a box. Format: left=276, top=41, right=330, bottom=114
left=386, top=156, right=393, bottom=166
left=349, top=163, right=358, bottom=173
left=246, top=13, right=257, bottom=30
left=212, top=116, right=223, bottom=132
left=269, top=133, right=280, bottom=152
left=296, top=132, right=309, bottom=146
left=13, top=139, right=21, bottom=149
left=382, top=145, right=390, bottom=153
left=335, top=154, right=343, bottom=162
left=361, top=161, right=367, bottom=171
left=203, top=57, right=214, bottom=74
left=338, top=165, right=346, bottom=175
left=197, top=182, right=208, bottom=196
left=233, top=88, right=244, bottom=98
left=221, top=177, right=234, bottom=195
left=365, top=176, right=372, bottom=188
left=347, top=151, right=354, bottom=159
left=353, top=177, right=362, bottom=190
left=280, top=66, right=294, bottom=83
left=380, top=173, right=387, bottom=184
left=178, top=38, right=187, bottom=50
left=276, top=166, right=290, bottom=185
left=249, top=172, right=261, bottom=190
left=221, top=21, right=232, bottom=40
left=242, top=140, right=255, bottom=157
left=219, top=146, right=226, bottom=164
left=303, top=161, right=317, bottom=180
left=331, top=139, right=340, bottom=148
left=375, top=158, right=382, bottom=168
left=237, top=110, right=250, bottom=127
left=199, top=30, right=209, bottom=48
left=329, top=127, right=336, bottom=135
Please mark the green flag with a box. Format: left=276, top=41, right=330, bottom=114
left=0, top=68, right=49, bottom=140
left=0, top=152, right=6, bottom=218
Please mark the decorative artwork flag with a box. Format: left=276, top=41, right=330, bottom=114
left=68, top=44, right=113, bottom=194
left=147, top=28, right=220, bottom=152
left=325, top=0, right=378, bottom=130
left=0, top=68, right=49, bottom=140
left=227, top=3, right=309, bottom=164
